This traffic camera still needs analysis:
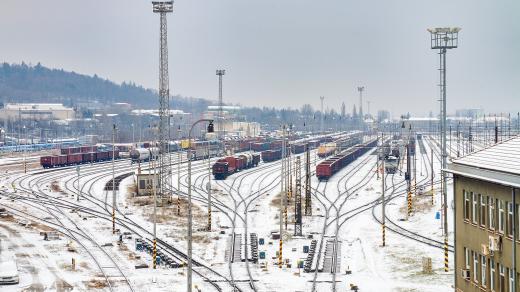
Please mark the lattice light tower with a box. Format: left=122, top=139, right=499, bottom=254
left=216, top=69, right=226, bottom=140
left=304, top=144, right=312, bottom=216
left=320, top=96, right=325, bottom=134
left=152, top=1, right=173, bottom=195
left=428, top=26, right=460, bottom=273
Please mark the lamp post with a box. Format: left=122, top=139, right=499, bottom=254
left=187, top=119, right=214, bottom=292
left=428, top=26, right=460, bottom=274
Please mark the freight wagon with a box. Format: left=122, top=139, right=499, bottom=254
left=261, top=149, right=282, bottom=162
left=291, top=143, right=306, bottom=154
left=212, top=153, right=260, bottom=179
left=40, top=148, right=120, bottom=168
left=130, top=147, right=160, bottom=162
left=316, top=139, right=377, bottom=180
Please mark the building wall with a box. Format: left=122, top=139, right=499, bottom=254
left=455, top=175, right=519, bottom=292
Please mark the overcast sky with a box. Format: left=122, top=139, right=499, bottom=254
left=1, top=0, right=519, bottom=116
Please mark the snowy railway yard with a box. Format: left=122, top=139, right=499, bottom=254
left=0, top=135, right=481, bottom=292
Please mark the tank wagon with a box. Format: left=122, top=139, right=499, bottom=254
left=130, top=147, right=160, bottom=163
left=316, top=139, right=377, bottom=181
left=212, top=153, right=261, bottom=179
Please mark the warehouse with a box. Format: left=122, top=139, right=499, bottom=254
left=0, top=103, right=75, bottom=121
left=447, top=137, right=520, bottom=292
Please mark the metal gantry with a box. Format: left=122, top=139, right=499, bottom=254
left=428, top=26, right=460, bottom=273
left=152, top=1, right=173, bottom=197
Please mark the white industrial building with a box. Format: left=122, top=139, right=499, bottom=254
left=0, top=103, right=75, bottom=121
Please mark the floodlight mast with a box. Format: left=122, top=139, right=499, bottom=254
left=152, top=1, right=173, bottom=198
left=428, top=26, right=460, bottom=274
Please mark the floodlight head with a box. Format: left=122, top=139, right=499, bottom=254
left=357, top=86, right=365, bottom=92
left=428, top=27, right=461, bottom=50
left=152, top=1, right=173, bottom=13
left=216, top=69, right=226, bottom=76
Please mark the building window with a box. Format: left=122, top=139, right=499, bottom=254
left=480, top=194, right=487, bottom=227
left=464, top=190, right=470, bottom=221
left=481, top=254, right=487, bottom=287
left=490, top=197, right=496, bottom=230
left=499, top=264, right=505, bottom=292
left=507, top=202, right=514, bottom=237
left=499, top=200, right=505, bottom=233
left=464, top=247, right=470, bottom=269
left=490, top=259, right=495, bottom=291
left=472, top=192, right=478, bottom=224
left=473, top=252, right=479, bottom=283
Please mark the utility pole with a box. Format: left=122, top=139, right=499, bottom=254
left=428, top=26, right=460, bottom=274
left=152, top=0, right=173, bottom=199
left=381, top=132, right=386, bottom=247
left=294, top=156, right=302, bottom=236
left=207, top=142, right=212, bottom=231
left=112, top=124, right=116, bottom=235
left=304, top=144, right=312, bottom=216
left=76, top=166, right=80, bottom=202
left=279, top=125, right=286, bottom=268
left=152, top=155, right=158, bottom=269
left=320, top=96, right=325, bottom=135
left=431, top=148, right=434, bottom=205
left=406, top=140, right=412, bottom=218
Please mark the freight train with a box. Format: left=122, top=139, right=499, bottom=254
left=40, top=146, right=120, bottom=168
left=212, top=153, right=261, bottom=179
left=317, top=133, right=363, bottom=158
left=316, top=139, right=377, bottom=180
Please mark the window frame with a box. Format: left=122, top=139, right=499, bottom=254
left=464, top=190, right=470, bottom=221
left=481, top=254, right=487, bottom=287
left=489, top=197, right=496, bottom=230
left=473, top=251, right=479, bottom=283
left=480, top=194, right=487, bottom=227
left=508, top=201, right=514, bottom=237
left=472, top=192, right=478, bottom=224
left=499, top=200, right=505, bottom=234
left=490, top=258, right=495, bottom=291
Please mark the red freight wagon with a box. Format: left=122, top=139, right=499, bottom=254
left=80, top=145, right=98, bottom=153
left=67, top=153, right=83, bottom=165
left=61, top=147, right=81, bottom=155
left=58, top=155, right=68, bottom=166
left=82, top=152, right=97, bottom=163
left=270, top=140, right=283, bottom=150
left=41, top=156, right=59, bottom=168
left=97, top=151, right=109, bottom=161
left=108, top=149, right=119, bottom=159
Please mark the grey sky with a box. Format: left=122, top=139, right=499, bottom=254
left=1, top=0, right=519, bottom=116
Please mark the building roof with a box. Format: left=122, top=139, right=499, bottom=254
left=4, top=103, right=71, bottom=111
left=447, top=136, right=520, bottom=188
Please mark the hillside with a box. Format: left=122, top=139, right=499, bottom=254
left=0, top=62, right=212, bottom=112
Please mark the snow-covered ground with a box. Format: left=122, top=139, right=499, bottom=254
left=0, top=136, right=458, bottom=291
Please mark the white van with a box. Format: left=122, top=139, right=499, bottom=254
left=0, top=260, right=19, bottom=285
